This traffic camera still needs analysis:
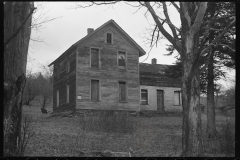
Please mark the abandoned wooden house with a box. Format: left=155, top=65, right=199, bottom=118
left=49, top=19, right=146, bottom=112
left=139, top=58, right=182, bottom=112
left=49, top=19, right=182, bottom=112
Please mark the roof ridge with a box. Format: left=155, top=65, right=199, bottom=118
left=49, top=19, right=145, bottom=66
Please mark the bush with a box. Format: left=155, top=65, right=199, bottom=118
left=4, top=115, right=35, bottom=156
left=202, top=117, right=235, bottom=157
left=17, top=115, right=36, bottom=156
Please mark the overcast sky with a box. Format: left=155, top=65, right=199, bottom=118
left=27, top=2, right=235, bottom=88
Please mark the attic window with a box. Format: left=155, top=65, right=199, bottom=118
left=106, top=33, right=112, bottom=44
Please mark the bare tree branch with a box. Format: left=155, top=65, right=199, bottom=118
left=150, top=25, right=158, bottom=46
left=198, top=18, right=235, bottom=70
left=180, top=2, right=191, bottom=27
left=144, top=2, right=182, bottom=53
left=214, top=44, right=235, bottom=52
left=171, top=2, right=180, bottom=12
left=190, top=2, right=208, bottom=36
left=162, top=2, right=178, bottom=40
left=74, top=1, right=119, bottom=8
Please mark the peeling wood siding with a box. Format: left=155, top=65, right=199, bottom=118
left=140, top=85, right=182, bottom=111
left=76, top=24, right=140, bottom=111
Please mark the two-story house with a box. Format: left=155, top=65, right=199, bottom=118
left=48, top=19, right=146, bottom=112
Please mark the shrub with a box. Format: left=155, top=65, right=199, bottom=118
left=17, top=115, right=36, bottom=156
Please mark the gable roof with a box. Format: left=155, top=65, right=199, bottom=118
left=139, top=63, right=181, bottom=88
left=49, top=19, right=146, bottom=66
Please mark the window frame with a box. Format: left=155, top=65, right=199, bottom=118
left=66, top=83, right=69, bottom=104
left=117, top=51, right=127, bottom=69
left=118, top=81, right=127, bottom=102
left=66, top=57, right=70, bottom=73
left=173, top=90, right=181, bottom=106
left=141, top=89, right=148, bottom=105
left=56, top=89, right=59, bottom=107
left=105, top=32, right=113, bottom=44
left=56, top=64, right=60, bottom=79
left=90, top=79, right=101, bottom=102
left=90, top=47, right=101, bottom=69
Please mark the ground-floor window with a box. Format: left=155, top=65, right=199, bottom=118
left=56, top=90, right=59, bottom=107
left=141, top=89, right=148, bottom=105
left=91, top=79, right=100, bottom=101
left=119, top=81, right=127, bottom=102
left=174, top=91, right=181, bottom=106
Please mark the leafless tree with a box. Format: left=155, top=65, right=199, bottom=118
left=37, top=64, right=53, bottom=109
left=4, top=2, right=35, bottom=156
left=74, top=2, right=235, bottom=156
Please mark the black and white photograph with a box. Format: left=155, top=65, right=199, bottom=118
left=4, top=1, right=236, bottom=157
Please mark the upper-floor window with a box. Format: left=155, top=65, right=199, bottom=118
left=66, top=58, right=70, bottom=73
left=106, top=33, right=112, bottom=44
left=118, top=51, right=126, bottom=69
left=56, top=64, right=60, bottom=79
left=91, top=48, right=100, bottom=69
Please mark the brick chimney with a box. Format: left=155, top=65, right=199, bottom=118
left=87, top=28, right=94, bottom=35
left=152, top=58, right=157, bottom=64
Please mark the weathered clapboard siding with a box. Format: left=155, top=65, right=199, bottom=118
left=76, top=23, right=140, bottom=111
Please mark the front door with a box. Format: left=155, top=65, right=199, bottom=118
left=157, top=90, right=164, bottom=112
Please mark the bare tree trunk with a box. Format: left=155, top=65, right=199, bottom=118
left=181, top=25, right=203, bottom=156
left=206, top=47, right=218, bottom=138
left=4, top=2, right=34, bottom=156
left=181, top=58, right=203, bottom=156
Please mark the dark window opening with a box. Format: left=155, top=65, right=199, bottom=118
left=106, top=33, right=112, bottom=44
left=141, top=89, right=148, bottom=105
left=91, top=48, right=99, bottom=68
left=91, top=80, right=100, bottom=101
left=119, top=82, right=127, bottom=102
left=174, top=91, right=181, bottom=106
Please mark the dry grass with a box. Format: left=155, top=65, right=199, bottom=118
left=23, top=104, right=235, bottom=157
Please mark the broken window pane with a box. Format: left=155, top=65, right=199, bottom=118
left=118, top=51, right=126, bottom=68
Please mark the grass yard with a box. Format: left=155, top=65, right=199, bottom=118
left=22, top=104, right=235, bottom=157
